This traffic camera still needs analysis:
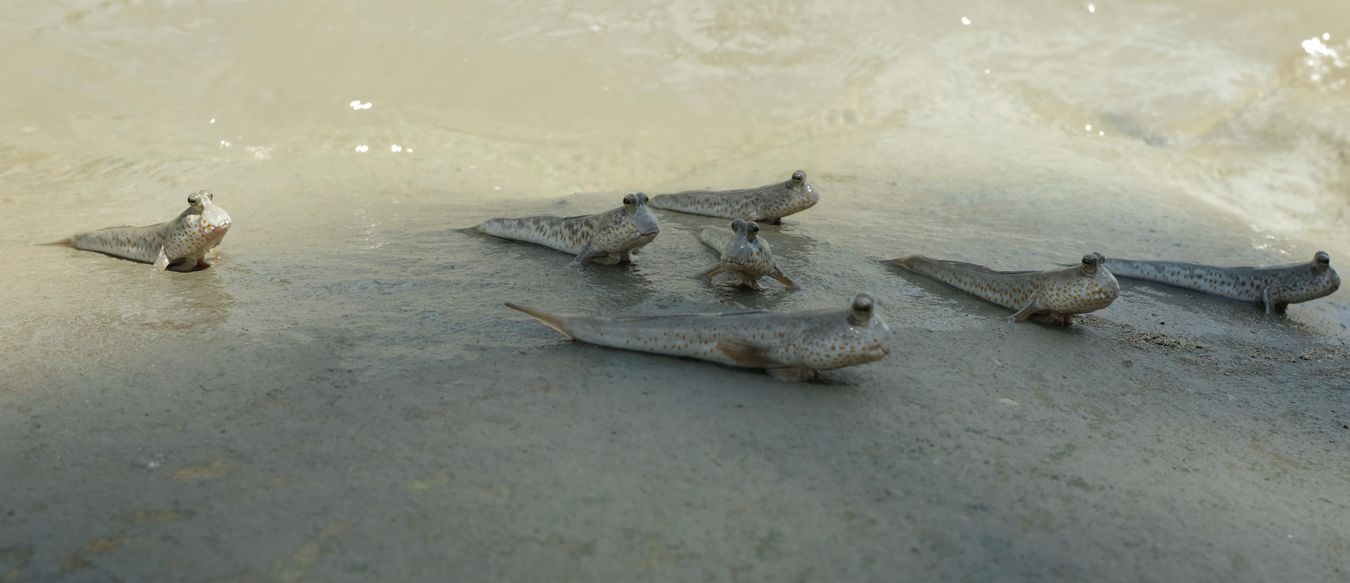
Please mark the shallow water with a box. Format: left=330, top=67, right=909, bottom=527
left=2, top=1, right=1349, bottom=581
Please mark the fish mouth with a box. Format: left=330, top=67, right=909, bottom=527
left=204, top=224, right=231, bottom=244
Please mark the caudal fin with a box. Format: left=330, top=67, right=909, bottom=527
left=647, top=194, right=675, bottom=210
left=881, top=256, right=921, bottom=271
left=505, top=303, right=575, bottom=339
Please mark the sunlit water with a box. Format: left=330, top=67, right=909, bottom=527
left=2, top=0, right=1346, bottom=345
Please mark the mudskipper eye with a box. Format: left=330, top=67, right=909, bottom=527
left=206, top=192, right=214, bottom=200
left=792, top=170, right=805, bottom=182
left=623, top=195, right=634, bottom=205
left=1315, top=251, right=1330, bottom=264
left=187, top=195, right=199, bottom=204
left=1082, top=254, right=1097, bottom=266
left=852, top=293, right=874, bottom=311
left=749, top=223, right=760, bottom=234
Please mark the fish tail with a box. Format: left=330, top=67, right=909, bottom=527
left=883, top=255, right=923, bottom=271
left=61, top=226, right=165, bottom=263
left=506, top=303, right=575, bottom=339
left=473, top=217, right=577, bottom=251
left=474, top=218, right=525, bottom=238
left=1099, top=259, right=1155, bottom=279
left=648, top=194, right=678, bottom=210
left=650, top=192, right=721, bottom=216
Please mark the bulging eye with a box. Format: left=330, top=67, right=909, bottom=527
left=206, top=192, right=214, bottom=200
left=623, top=195, right=634, bottom=205
left=791, top=170, right=805, bottom=182
left=1081, top=254, right=1098, bottom=266
left=187, top=195, right=199, bottom=204
left=749, top=224, right=760, bottom=233
left=1315, top=251, right=1330, bottom=264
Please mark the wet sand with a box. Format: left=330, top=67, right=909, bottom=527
left=3, top=1, right=1350, bottom=581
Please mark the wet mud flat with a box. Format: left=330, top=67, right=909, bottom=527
left=2, top=167, right=1349, bottom=581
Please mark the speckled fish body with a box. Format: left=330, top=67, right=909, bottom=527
left=1104, top=252, right=1339, bottom=313
left=472, top=193, right=660, bottom=265
left=650, top=170, right=819, bottom=224
left=888, top=253, right=1119, bottom=324
left=61, top=190, right=231, bottom=271
left=696, top=220, right=797, bottom=289
left=506, top=293, right=890, bottom=381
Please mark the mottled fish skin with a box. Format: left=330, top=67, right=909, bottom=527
left=472, top=192, right=660, bottom=265
left=506, top=293, right=891, bottom=381
left=1104, top=251, right=1339, bottom=314
left=649, top=170, right=819, bottom=224
left=60, top=190, right=232, bottom=272
left=887, top=253, right=1119, bottom=325
left=696, top=219, right=797, bottom=289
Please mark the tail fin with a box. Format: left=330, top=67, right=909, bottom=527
left=505, top=303, right=574, bottom=339
left=881, top=256, right=919, bottom=271
left=647, top=194, right=672, bottom=210
left=39, top=238, right=73, bottom=247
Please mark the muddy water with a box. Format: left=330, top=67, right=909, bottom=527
left=2, top=1, right=1349, bottom=581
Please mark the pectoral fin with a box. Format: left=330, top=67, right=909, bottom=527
left=769, top=267, right=799, bottom=290
left=716, top=340, right=781, bottom=368
left=570, top=244, right=595, bottom=268
left=1009, top=302, right=1039, bottom=323
left=698, top=265, right=726, bottom=282
left=153, top=246, right=170, bottom=272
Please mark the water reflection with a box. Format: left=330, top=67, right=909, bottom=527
left=149, top=265, right=235, bottom=333
left=1298, top=34, right=1347, bottom=90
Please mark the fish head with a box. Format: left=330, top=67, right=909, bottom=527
left=1312, top=251, right=1331, bottom=274
left=732, top=219, right=761, bottom=243
left=596, top=192, right=660, bottom=252
left=1077, top=252, right=1104, bottom=275
left=1286, top=250, right=1339, bottom=301
left=623, top=192, right=660, bottom=237
left=1323, top=252, right=1341, bottom=294
left=186, top=190, right=232, bottom=242
left=798, top=293, right=893, bottom=370
left=783, top=170, right=820, bottom=210
left=1043, top=255, right=1119, bottom=314
left=718, top=221, right=772, bottom=268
